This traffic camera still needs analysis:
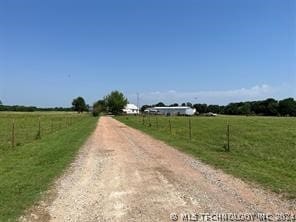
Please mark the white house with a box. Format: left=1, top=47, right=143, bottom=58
left=122, top=104, right=140, bottom=115
left=144, top=106, right=196, bottom=116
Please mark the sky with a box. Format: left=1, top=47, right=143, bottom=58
left=0, top=0, right=295, bottom=107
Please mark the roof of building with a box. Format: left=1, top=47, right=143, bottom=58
left=124, top=104, right=139, bottom=110
left=153, top=106, right=193, bottom=110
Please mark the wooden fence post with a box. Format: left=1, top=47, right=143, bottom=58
left=189, top=118, right=192, bottom=140
left=169, top=119, right=172, bottom=134
left=142, top=115, right=145, bottom=125
left=36, top=117, right=41, bottom=139
left=11, top=119, right=15, bottom=147
left=51, top=120, right=53, bottom=133
left=226, top=121, right=230, bottom=152
left=156, top=116, right=158, bottom=128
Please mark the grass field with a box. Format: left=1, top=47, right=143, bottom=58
left=116, top=115, right=296, bottom=199
left=0, top=112, right=98, bottom=221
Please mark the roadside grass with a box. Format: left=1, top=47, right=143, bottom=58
left=116, top=115, right=296, bottom=199
left=0, top=112, right=98, bottom=221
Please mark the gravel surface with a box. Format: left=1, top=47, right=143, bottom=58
left=20, top=116, right=295, bottom=222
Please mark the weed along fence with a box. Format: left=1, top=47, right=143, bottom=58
left=0, top=113, right=89, bottom=150
left=139, top=115, right=232, bottom=152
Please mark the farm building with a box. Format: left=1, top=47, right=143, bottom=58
left=144, top=106, right=196, bottom=116
left=122, top=104, right=140, bottom=115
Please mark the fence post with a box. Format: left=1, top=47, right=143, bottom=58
left=39, top=117, right=41, bottom=138
left=11, top=119, right=15, bottom=147
left=169, top=119, right=172, bottom=134
left=35, top=117, right=41, bottom=140
left=51, top=120, right=53, bottom=133
left=156, top=116, right=158, bottom=128
left=142, top=115, right=145, bottom=125
left=148, top=114, right=151, bottom=127
left=189, top=118, right=192, bottom=140
left=226, top=121, right=230, bottom=152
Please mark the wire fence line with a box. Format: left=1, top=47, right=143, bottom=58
left=0, top=114, right=89, bottom=150
left=137, top=115, right=232, bottom=151
left=125, top=114, right=295, bottom=153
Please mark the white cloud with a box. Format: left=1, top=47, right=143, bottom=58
left=127, top=84, right=295, bottom=105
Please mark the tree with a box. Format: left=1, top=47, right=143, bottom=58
left=92, top=100, right=106, bottom=116
left=169, top=103, right=179, bottom=107
left=155, top=102, right=166, bottom=107
left=0, top=100, right=2, bottom=105
left=278, top=98, right=296, bottom=116
left=193, top=103, right=208, bottom=113
left=104, top=91, right=128, bottom=115
left=140, top=105, right=151, bottom=112
left=72, top=97, right=88, bottom=113
left=238, top=103, right=251, bottom=115
left=265, top=98, right=279, bottom=116
left=224, top=103, right=239, bottom=115
left=207, top=105, right=220, bottom=114
left=250, top=98, right=279, bottom=116
left=186, top=102, right=193, bottom=108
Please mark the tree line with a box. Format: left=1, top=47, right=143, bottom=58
left=2, top=96, right=295, bottom=117
left=141, top=97, right=296, bottom=116
left=0, top=90, right=128, bottom=116
left=0, top=104, right=73, bottom=112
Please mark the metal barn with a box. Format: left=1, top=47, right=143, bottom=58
left=144, top=106, right=196, bottom=116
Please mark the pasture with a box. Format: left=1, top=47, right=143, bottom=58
left=0, top=112, right=98, bottom=221
left=116, top=115, right=296, bottom=199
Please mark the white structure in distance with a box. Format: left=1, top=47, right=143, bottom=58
left=122, top=104, right=140, bottom=115
left=144, top=106, right=196, bottom=116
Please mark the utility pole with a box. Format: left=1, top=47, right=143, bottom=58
left=137, top=93, right=140, bottom=109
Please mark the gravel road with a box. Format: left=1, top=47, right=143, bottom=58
left=21, top=116, right=295, bottom=222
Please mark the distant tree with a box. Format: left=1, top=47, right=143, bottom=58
left=265, top=98, right=279, bottom=116
left=207, top=105, right=220, bottom=114
left=219, top=105, right=225, bottom=114
left=278, top=98, right=296, bottom=116
left=169, top=103, right=179, bottom=107
left=193, top=103, right=208, bottom=113
left=0, top=100, right=2, bottom=105
left=181, top=103, right=186, bottom=106
left=250, top=98, right=279, bottom=116
left=92, top=100, right=106, bottom=116
left=186, top=102, right=193, bottom=107
left=72, top=97, right=88, bottom=113
left=251, top=101, right=264, bottom=115
left=155, top=102, right=166, bottom=107
left=104, top=91, right=128, bottom=115
left=238, top=103, right=251, bottom=115
left=224, top=103, right=239, bottom=115
left=140, top=105, right=151, bottom=112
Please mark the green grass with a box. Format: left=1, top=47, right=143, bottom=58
left=0, top=112, right=88, bottom=150
left=116, top=115, right=296, bottom=199
left=0, top=112, right=98, bottom=221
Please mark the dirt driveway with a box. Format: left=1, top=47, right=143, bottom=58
left=21, top=116, right=295, bottom=222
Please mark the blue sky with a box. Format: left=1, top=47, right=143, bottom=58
left=0, top=0, right=295, bottom=107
